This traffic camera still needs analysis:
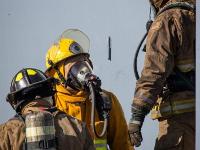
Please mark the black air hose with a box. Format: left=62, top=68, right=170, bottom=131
left=88, top=82, right=107, bottom=138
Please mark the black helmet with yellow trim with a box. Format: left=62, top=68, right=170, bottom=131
left=6, top=68, right=55, bottom=113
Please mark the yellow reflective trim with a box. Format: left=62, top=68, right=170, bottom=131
left=173, top=99, right=194, bottom=105
left=151, top=98, right=195, bottom=119
left=95, top=147, right=107, bottom=150
left=27, top=69, right=37, bottom=75
left=15, top=73, right=23, bottom=81
left=176, top=59, right=194, bottom=65
left=176, top=64, right=194, bottom=72
left=94, top=139, right=107, bottom=144
left=175, top=58, right=194, bottom=72
left=94, top=139, right=107, bottom=150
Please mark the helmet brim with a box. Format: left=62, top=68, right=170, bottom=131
left=7, top=77, right=55, bottom=104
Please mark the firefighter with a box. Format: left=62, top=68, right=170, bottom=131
left=128, top=0, right=195, bottom=149
left=45, top=29, right=132, bottom=150
left=0, top=68, right=95, bottom=150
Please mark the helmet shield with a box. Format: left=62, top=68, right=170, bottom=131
left=59, top=29, right=90, bottom=53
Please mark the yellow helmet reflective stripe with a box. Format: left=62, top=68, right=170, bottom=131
left=45, top=38, right=89, bottom=70
left=15, top=73, right=23, bottom=82
left=15, top=69, right=37, bottom=81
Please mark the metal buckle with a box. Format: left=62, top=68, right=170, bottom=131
left=39, top=140, right=49, bottom=149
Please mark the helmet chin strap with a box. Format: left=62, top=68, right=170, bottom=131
left=48, top=59, right=78, bottom=90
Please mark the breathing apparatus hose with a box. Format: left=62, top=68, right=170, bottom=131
left=133, top=5, right=153, bottom=80
left=133, top=32, right=148, bottom=80
left=88, top=82, right=108, bottom=138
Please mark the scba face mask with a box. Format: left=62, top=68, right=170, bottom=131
left=67, top=61, right=93, bottom=90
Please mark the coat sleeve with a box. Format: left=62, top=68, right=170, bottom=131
left=107, top=92, right=133, bottom=150
left=0, top=123, right=11, bottom=150
left=133, top=13, right=181, bottom=109
left=0, top=120, right=25, bottom=150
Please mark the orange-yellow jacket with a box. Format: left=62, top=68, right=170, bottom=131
left=53, top=83, right=132, bottom=150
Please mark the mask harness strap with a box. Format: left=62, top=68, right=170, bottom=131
left=48, top=60, right=68, bottom=87
left=48, top=60, right=78, bottom=90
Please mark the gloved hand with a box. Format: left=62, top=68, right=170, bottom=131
left=128, top=123, right=143, bottom=147
left=129, top=104, right=150, bottom=147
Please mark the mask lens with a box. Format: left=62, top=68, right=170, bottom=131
left=70, top=61, right=92, bottom=83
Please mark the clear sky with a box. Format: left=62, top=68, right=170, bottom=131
left=0, top=0, right=198, bottom=149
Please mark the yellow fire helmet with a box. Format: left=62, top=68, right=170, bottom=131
left=46, top=38, right=89, bottom=71
left=46, top=29, right=90, bottom=71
